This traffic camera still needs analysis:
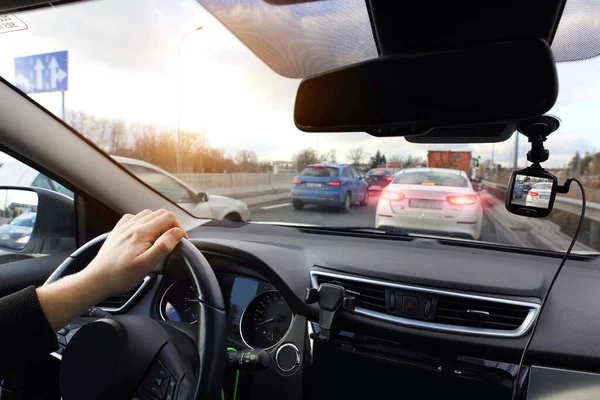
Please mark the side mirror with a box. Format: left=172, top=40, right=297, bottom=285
left=360, top=174, right=365, bottom=180
left=194, top=192, right=209, bottom=203
left=0, top=186, right=75, bottom=253
left=505, top=169, right=557, bottom=218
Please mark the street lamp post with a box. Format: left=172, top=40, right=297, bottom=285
left=176, top=26, right=203, bottom=173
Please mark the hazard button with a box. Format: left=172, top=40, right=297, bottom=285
left=402, top=295, right=418, bottom=315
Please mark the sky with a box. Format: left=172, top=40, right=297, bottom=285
left=0, top=0, right=599, bottom=168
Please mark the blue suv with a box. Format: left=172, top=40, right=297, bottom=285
left=291, top=164, right=369, bottom=212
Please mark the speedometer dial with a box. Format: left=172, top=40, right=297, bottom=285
left=240, top=291, right=293, bottom=349
left=159, top=280, right=199, bottom=323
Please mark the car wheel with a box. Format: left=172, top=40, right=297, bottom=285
left=224, top=212, right=242, bottom=221
left=360, top=190, right=369, bottom=206
left=292, top=200, right=304, bottom=210
left=340, top=192, right=351, bottom=213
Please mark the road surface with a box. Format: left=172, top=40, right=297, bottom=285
left=251, top=198, right=502, bottom=244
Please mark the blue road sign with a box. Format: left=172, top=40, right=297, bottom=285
left=14, top=51, right=68, bottom=94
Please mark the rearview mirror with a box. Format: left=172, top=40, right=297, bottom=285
left=505, top=170, right=557, bottom=218
left=294, top=40, right=557, bottom=138
left=0, top=187, right=75, bottom=253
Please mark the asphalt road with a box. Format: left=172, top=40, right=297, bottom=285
left=251, top=196, right=502, bottom=244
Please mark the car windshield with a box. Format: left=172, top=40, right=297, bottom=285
left=393, top=171, right=468, bottom=187
left=533, top=183, right=553, bottom=190
left=1, top=0, right=599, bottom=254
left=10, top=213, right=36, bottom=227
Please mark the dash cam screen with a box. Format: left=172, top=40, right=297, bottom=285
left=511, top=175, right=553, bottom=209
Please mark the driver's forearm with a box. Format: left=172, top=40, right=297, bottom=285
left=36, top=265, right=109, bottom=332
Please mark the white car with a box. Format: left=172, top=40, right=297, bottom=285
left=0, top=155, right=250, bottom=222
left=525, top=182, right=553, bottom=209
left=112, top=156, right=251, bottom=221
left=375, top=168, right=483, bottom=240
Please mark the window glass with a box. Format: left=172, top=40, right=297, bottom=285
left=299, top=167, right=339, bottom=177
left=122, top=164, right=194, bottom=203
left=393, top=171, right=468, bottom=187
left=31, top=174, right=53, bottom=190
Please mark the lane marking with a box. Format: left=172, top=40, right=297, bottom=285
left=260, top=203, right=291, bottom=210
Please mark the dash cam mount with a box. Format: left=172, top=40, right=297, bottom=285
left=517, top=114, right=560, bottom=168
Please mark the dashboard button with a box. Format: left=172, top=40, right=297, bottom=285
left=275, top=343, right=300, bottom=373
left=402, top=295, right=418, bottom=315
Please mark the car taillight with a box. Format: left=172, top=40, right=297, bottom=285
left=529, top=191, right=538, bottom=196
left=313, top=165, right=327, bottom=168
left=292, top=179, right=302, bottom=184
left=421, top=182, right=435, bottom=186
left=447, top=195, right=477, bottom=205
left=327, top=181, right=342, bottom=186
left=385, top=176, right=393, bottom=181
left=381, top=191, right=405, bottom=201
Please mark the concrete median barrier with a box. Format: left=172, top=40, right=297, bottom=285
left=176, top=173, right=294, bottom=206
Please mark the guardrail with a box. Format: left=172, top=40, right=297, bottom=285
left=483, top=181, right=600, bottom=246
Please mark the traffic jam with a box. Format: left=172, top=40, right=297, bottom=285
left=290, top=151, right=486, bottom=239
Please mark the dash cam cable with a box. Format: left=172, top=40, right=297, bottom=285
left=512, top=178, right=586, bottom=399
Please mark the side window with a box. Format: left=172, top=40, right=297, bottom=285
left=31, top=173, right=54, bottom=190
left=350, top=168, right=360, bottom=179
left=50, top=179, right=75, bottom=198
left=343, top=168, right=352, bottom=178
left=0, top=154, right=76, bottom=257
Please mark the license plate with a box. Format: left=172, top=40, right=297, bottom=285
left=306, top=182, right=322, bottom=188
left=409, top=199, right=443, bottom=209
left=369, top=185, right=381, bottom=190
left=539, top=195, right=549, bottom=199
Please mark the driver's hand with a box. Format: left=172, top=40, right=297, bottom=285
left=86, top=209, right=187, bottom=297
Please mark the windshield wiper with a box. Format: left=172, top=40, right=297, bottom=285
left=305, top=225, right=411, bottom=237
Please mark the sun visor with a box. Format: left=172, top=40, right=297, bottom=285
left=294, top=39, right=558, bottom=141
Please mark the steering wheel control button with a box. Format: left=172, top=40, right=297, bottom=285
left=65, top=322, right=81, bottom=330
left=65, top=328, right=80, bottom=343
left=58, top=328, right=68, bottom=335
left=57, top=333, right=67, bottom=345
left=150, top=384, right=162, bottom=397
left=402, top=295, right=418, bottom=315
left=275, top=343, right=300, bottom=373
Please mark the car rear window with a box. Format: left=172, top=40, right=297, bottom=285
left=300, top=167, right=339, bottom=177
left=367, top=169, right=390, bottom=176
left=393, top=171, right=468, bottom=187
left=533, top=183, right=553, bottom=190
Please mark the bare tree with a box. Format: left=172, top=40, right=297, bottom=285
left=346, top=147, right=367, bottom=166
left=235, top=150, right=258, bottom=172
left=292, top=148, right=319, bottom=171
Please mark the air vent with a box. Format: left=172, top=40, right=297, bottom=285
left=97, top=276, right=151, bottom=312
left=316, top=275, right=386, bottom=312
left=434, top=296, right=529, bottom=331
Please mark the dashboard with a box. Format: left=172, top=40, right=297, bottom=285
left=102, top=221, right=600, bottom=399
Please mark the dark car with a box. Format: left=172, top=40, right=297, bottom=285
left=0, top=212, right=36, bottom=250
left=521, top=182, right=534, bottom=193
left=365, top=168, right=394, bottom=193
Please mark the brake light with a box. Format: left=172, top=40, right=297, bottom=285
left=385, top=176, right=393, bottom=181
left=446, top=195, right=477, bottom=205
left=292, top=179, right=302, bottom=184
left=313, top=165, right=327, bottom=168
left=421, top=182, right=435, bottom=186
left=529, top=191, right=538, bottom=196
left=327, top=180, right=342, bottom=186
left=381, top=191, right=405, bottom=201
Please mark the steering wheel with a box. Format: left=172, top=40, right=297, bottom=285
left=44, top=234, right=227, bottom=400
